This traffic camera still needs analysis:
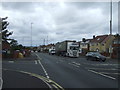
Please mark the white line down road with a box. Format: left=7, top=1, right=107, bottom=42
left=88, top=70, right=116, bottom=80
left=35, top=54, right=50, bottom=79
left=8, top=61, right=14, bottom=63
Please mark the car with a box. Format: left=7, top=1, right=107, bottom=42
left=86, top=52, right=106, bottom=62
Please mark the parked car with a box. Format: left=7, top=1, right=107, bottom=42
left=86, top=52, right=106, bottom=62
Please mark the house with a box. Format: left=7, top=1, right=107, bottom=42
left=78, top=39, right=92, bottom=55
left=37, top=44, right=55, bottom=53
left=37, top=45, right=46, bottom=52
left=46, top=44, right=55, bottom=50
left=89, top=35, right=115, bottom=56
left=112, top=34, right=120, bottom=59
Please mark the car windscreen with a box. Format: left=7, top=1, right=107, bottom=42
left=94, top=53, right=101, bottom=56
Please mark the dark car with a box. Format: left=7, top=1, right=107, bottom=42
left=86, top=52, right=106, bottom=62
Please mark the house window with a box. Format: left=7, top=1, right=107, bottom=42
left=96, top=48, right=99, bottom=52
left=113, top=41, right=117, bottom=44
left=114, top=40, right=120, bottom=44
left=97, top=38, right=100, bottom=41
left=91, top=43, right=94, bottom=46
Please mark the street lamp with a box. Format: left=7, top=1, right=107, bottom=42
left=109, top=0, right=112, bottom=58
left=31, top=22, right=33, bottom=49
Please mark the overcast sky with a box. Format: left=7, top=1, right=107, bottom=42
left=0, top=1, right=118, bottom=46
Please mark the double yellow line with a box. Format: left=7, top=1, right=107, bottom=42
left=2, top=68, right=64, bottom=90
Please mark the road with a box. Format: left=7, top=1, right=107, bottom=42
left=2, top=52, right=119, bottom=88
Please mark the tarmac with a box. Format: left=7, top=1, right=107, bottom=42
left=2, top=54, right=50, bottom=89
left=2, top=69, right=50, bottom=88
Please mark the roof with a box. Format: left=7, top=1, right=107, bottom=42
left=46, top=44, right=55, bottom=47
left=78, top=39, right=93, bottom=44
left=90, top=35, right=109, bottom=43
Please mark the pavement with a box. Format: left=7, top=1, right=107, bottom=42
left=2, top=54, right=38, bottom=61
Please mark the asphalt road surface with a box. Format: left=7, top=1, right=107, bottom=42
left=2, top=52, right=119, bottom=89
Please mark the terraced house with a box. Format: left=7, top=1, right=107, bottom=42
left=89, top=35, right=115, bottom=55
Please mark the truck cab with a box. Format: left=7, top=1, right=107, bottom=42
left=49, top=49, right=55, bottom=55
left=67, top=43, right=79, bottom=57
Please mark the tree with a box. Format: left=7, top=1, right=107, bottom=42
left=10, top=39, right=18, bottom=47
left=1, top=17, right=13, bottom=41
left=82, top=38, right=86, bottom=42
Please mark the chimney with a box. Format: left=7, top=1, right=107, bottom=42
left=93, top=35, right=95, bottom=39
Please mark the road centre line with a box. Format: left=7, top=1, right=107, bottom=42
left=88, top=69, right=116, bottom=80
left=35, top=54, right=50, bottom=79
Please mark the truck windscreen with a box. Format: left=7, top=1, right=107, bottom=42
left=70, top=47, right=79, bottom=50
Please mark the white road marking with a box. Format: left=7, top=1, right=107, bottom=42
left=100, top=72, right=120, bottom=75
left=0, top=77, right=3, bottom=90
left=8, top=61, right=14, bottom=63
left=35, top=60, right=38, bottom=64
left=68, top=63, right=79, bottom=68
left=72, top=62, right=81, bottom=66
left=35, top=54, right=50, bottom=79
left=83, top=63, right=118, bottom=66
left=85, top=67, right=118, bottom=71
left=88, top=70, right=116, bottom=80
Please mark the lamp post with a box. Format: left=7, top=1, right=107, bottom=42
left=109, top=0, right=112, bottom=58
left=31, top=22, right=33, bottom=49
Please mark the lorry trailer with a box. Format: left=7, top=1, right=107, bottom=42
left=55, top=40, right=79, bottom=57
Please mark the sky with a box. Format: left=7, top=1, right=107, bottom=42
left=0, top=1, right=118, bottom=46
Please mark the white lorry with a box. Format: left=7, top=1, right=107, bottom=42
left=55, top=40, right=79, bottom=57
left=49, top=49, right=55, bottom=55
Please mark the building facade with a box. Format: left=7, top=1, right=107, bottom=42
left=89, top=35, right=115, bottom=55
left=112, top=34, right=120, bottom=59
